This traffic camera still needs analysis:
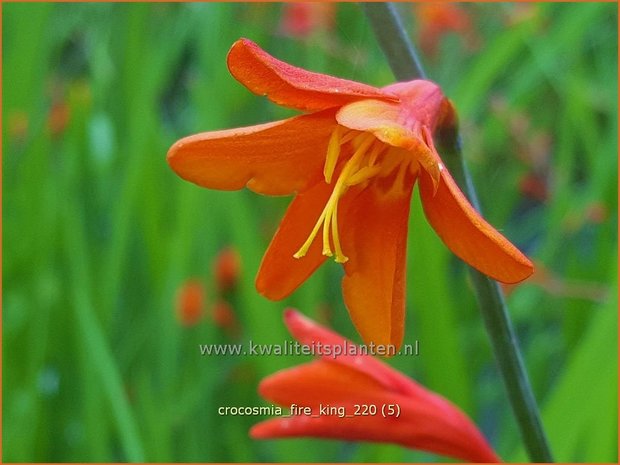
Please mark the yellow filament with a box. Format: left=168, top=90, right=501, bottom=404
left=392, top=158, right=411, bottom=194
left=293, top=208, right=328, bottom=259
left=346, top=165, right=382, bottom=186
left=322, top=197, right=333, bottom=257
left=331, top=201, right=347, bottom=263
left=367, top=141, right=385, bottom=167
left=294, top=131, right=376, bottom=262
left=340, top=131, right=357, bottom=145
left=323, top=126, right=342, bottom=184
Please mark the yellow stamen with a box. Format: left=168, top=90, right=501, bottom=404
left=346, top=165, right=382, bottom=186
left=322, top=198, right=333, bottom=257
left=393, top=159, right=411, bottom=194
left=323, top=126, right=342, bottom=184
left=293, top=208, right=329, bottom=259
left=367, top=141, right=385, bottom=167
left=294, top=131, right=376, bottom=262
left=340, top=131, right=357, bottom=145
left=331, top=200, right=347, bottom=263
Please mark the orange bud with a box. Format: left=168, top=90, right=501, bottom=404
left=414, top=3, right=478, bottom=58
left=519, top=174, right=548, bottom=202
left=251, top=310, right=500, bottom=463
left=214, top=247, right=241, bottom=293
left=211, top=299, right=240, bottom=338
left=47, top=102, right=71, bottom=137
left=175, top=279, right=205, bottom=326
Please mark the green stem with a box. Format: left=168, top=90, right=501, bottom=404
left=364, top=3, right=554, bottom=462
left=362, top=3, right=426, bottom=81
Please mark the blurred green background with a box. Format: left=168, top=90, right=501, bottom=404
left=3, top=2, right=617, bottom=462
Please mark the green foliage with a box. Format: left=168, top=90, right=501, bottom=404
left=3, top=3, right=617, bottom=462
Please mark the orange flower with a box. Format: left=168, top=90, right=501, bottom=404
left=167, top=38, right=533, bottom=348
left=175, top=279, right=205, bottom=326
left=251, top=309, right=500, bottom=463
left=47, top=102, right=71, bottom=137
left=213, top=246, right=242, bottom=293
left=414, top=3, right=478, bottom=58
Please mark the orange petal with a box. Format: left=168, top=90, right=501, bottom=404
left=338, top=182, right=415, bottom=350
left=167, top=110, right=335, bottom=196
left=419, top=168, right=534, bottom=283
left=283, top=309, right=437, bottom=399
left=251, top=413, right=499, bottom=463
left=257, top=359, right=385, bottom=407
left=252, top=358, right=500, bottom=462
left=256, top=181, right=332, bottom=300
left=336, top=99, right=441, bottom=185
left=227, top=38, right=398, bottom=112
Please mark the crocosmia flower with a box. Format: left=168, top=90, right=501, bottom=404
left=251, top=309, right=500, bottom=463
left=167, top=38, right=533, bottom=348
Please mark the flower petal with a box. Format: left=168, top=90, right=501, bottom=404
left=284, top=308, right=465, bottom=423
left=419, top=168, right=534, bottom=283
left=384, top=80, right=458, bottom=130
left=338, top=181, right=415, bottom=350
left=283, top=309, right=436, bottom=399
left=167, top=110, right=335, bottom=196
left=252, top=359, right=500, bottom=462
left=256, top=182, right=332, bottom=300
left=251, top=414, right=499, bottom=463
left=336, top=99, right=441, bottom=185
left=257, top=359, right=385, bottom=406
left=227, top=38, right=398, bottom=112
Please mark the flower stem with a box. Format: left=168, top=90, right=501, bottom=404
left=437, top=129, right=554, bottom=463
left=362, top=3, right=426, bottom=81
left=363, top=3, right=554, bottom=462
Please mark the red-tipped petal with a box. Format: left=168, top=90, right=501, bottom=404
left=252, top=359, right=500, bottom=463
left=338, top=181, right=415, bottom=350
left=167, top=110, right=335, bottom=196
left=419, top=168, right=534, bottom=283
left=227, top=38, right=398, bottom=112
left=256, top=181, right=332, bottom=300
left=283, top=309, right=441, bottom=400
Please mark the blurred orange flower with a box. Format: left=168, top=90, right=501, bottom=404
left=47, top=102, right=71, bottom=137
left=211, top=299, right=240, bottom=338
left=168, top=38, right=533, bottom=348
left=519, top=173, right=548, bottom=202
left=414, top=3, right=478, bottom=58
left=213, top=246, right=242, bottom=293
left=251, top=309, right=500, bottom=463
left=175, top=279, right=205, bottom=326
left=280, top=3, right=335, bottom=38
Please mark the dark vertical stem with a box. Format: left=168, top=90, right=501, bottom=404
left=362, top=3, right=426, bottom=81
left=364, top=3, right=554, bottom=462
left=439, top=126, right=554, bottom=464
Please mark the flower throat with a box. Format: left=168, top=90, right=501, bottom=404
left=293, top=126, right=414, bottom=263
